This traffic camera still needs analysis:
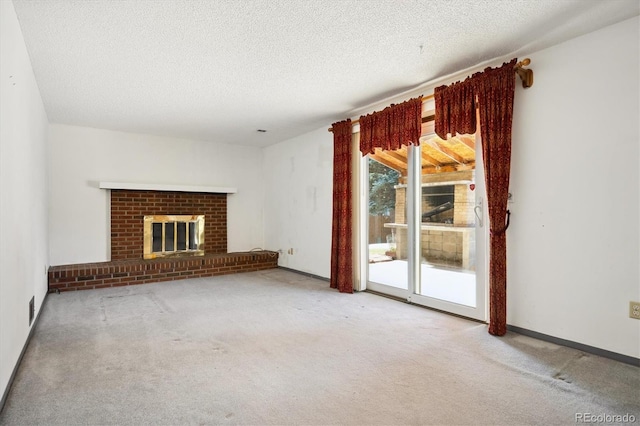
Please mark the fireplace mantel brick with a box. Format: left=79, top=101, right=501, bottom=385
left=48, top=252, right=278, bottom=292
left=110, top=189, right=227, bottom=260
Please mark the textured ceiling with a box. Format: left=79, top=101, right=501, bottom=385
left=11, top=0, right=640, bottom=147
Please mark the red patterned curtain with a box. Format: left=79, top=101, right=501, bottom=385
left=434, top=59, right=517, bottom=336
left=330, top=119, right=354, bottom=293
left=359, top=96, right=423, bottom=155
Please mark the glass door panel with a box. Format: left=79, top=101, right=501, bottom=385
left=417, top=177, right=476, bottom=307
left=409, top=133, right=486, bottom=321
left=366, top=148, right=409, bottom=298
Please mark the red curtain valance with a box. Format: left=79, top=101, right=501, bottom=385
left=434, top=59, right=517, bottom=140
left=359, top=96, right=423, bottom=155
left=434, top=77, right=477, bottom=139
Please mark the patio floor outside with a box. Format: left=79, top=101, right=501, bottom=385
left=368, top=244, right=476, bottom=307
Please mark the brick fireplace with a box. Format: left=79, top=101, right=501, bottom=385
left=110, top=190, right=227, bottom=260
left=48, top=185, right=277, bottom=292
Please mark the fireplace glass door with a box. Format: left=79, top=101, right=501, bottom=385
left=143, top=215, right=205, bottom=259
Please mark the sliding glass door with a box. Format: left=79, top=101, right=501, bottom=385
left=363, top=134, right=487, bottom=321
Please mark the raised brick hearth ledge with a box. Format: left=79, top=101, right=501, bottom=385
left=48, top=252, right=278, bottom=292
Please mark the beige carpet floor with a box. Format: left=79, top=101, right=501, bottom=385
left=1, top=268, right=638, bottom=425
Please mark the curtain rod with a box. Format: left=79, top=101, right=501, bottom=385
left=328, top=58, right=533, bottom=132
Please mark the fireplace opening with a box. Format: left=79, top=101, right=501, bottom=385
left=143, top=215, right=205, bottom=259
left=421, top=185, right=455, bottom=224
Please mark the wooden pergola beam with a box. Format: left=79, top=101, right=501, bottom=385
left=370, top=152, right=407, bottom=175
left=421, top=162, right=475, bottom=174
left=384, top=150, right=409, bottom=165
left=433, top=141, right=467, bottom=164
left=458, top=135, right=476, bottom=150
left=420, top=151, right=442, bottom=167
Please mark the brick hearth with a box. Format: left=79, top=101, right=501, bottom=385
left=48, top=252, right=278, bottom=292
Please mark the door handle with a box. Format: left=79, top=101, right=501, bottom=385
left=474, top=199, right=483, bottom=228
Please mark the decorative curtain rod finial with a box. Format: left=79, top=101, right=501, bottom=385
left=514, top=58, right=533, bottom=88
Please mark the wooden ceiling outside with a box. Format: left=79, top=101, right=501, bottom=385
left=369, top=134, right=476, bottom=177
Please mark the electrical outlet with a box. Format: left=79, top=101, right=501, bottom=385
left=630, top=301, right=640, bottom=320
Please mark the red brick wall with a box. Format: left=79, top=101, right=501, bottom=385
left=110, top=190, right=227, bottom=260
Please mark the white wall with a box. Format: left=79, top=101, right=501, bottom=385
left=508, top=16, right=639, bottom=358
left=0, top=1, right=50, bottom=402
left=263, top=127, right=334, bottom=278
left=263, top=17, right=639, bottom=358
left=49, top=124, right=264, bottom=265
